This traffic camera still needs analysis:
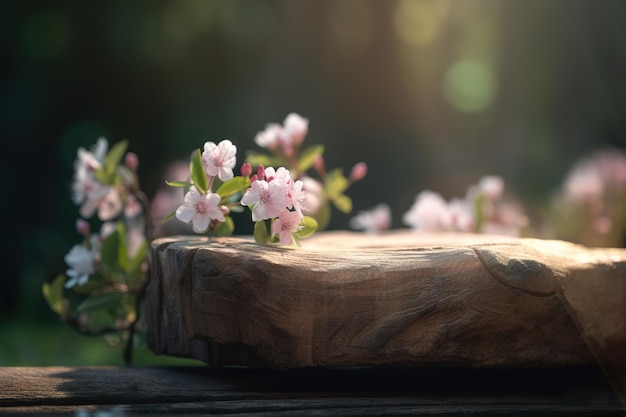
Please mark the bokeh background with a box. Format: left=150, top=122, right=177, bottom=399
left=2, top=0, right=626, bottom=365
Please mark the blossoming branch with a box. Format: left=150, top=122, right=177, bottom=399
left=164, top=138, right=318, bottom=246
left=247, top=113, right=368, bottom=231
left=42, top=112, right=366, bottom=364
left=43, top=137, right=151, bottom=364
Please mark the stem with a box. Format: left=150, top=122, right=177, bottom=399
left=135, top=190, right=155, bottom=240
left=118, top=186, right=155, bottom=365
left=122, top=271, right=149, bottom=366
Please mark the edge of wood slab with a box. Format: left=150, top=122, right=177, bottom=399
left=146, top=230, right=626, bottom=397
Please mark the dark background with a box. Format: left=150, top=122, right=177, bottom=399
left=2, top=0, right=625, bottom=364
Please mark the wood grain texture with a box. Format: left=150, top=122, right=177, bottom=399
left=146, top=231, right=626, bottom=375
left=1, top=366, right=623, bottom=416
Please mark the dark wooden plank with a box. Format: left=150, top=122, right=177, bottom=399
left=1, top=366, right=624, bottom=416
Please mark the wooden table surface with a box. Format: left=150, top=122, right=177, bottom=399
left=1, top=365, right=624, bottom=416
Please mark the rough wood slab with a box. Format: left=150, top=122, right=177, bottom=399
left=1, top=366, right=623, bottom=416
left=146, top=231, right=626, bottom=384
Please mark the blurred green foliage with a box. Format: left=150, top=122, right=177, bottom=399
left=0, top=318, right=203, bottom=366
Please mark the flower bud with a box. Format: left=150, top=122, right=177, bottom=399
left=349, top=162, right=367, bottom=182
left=240, top=162, right=252, bottom=178
left=313, top=155, right=325, bottom=174
left=124, top=152, right=139, bottom=171
left=76, top=218, right=90, bottom=237
left=257, top=164, right=266, bottom=181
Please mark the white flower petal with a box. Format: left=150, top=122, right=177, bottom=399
left=176, top=205, right=196, bottom=223
left=192, top=214, right=210, bottom=233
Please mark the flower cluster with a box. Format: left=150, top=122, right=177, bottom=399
left=172, top=140, right=236, bottom=234
left=549, top=148, right=626, bottom=247
left=43, top=137, right=151, bottom=364
left=160, top=112, right=364, bottom=243
left=65, top=138, right=149, bottom=284
left=165, top=138, right=317, bottom=246
left=402, top=176, right=528, bottom=236
left=349, top=203, right=392, bottom=233
left=247, top=113, right=367, bottom=230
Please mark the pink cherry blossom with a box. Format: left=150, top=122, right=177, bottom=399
left=240, top=179, right=288, bottom=221
left=254, top=114, right=309, bottom=155
left=264, top=166, right=292, bottom=185
left=96, top=188, right=124, bottom=221
left=478, top=176, right=504, bottom=200
left=301, top=176, right=323, bottom=215
left=282, top=113, right=308, bottom=146
left=124, top=194, right=143, bottom=219
left=77, top=181, right=113, bottom=220
left=402, top=190, right=451, bottom=231
left=288, top=180, right=306, bottom=218
left=448, top=198, right=474, bottom=232
left=559, top=150, right=626, bottom=204
left=564, top=165, right=604, bottom=203
left=272, top=209, right=303, bottom=245
left=64, top=244, right=96, bottom=288
left=481, top=202, right=528, bottom=236
left=71, top=137, right=108, bottom=206
left=176, top=187, right=225, bottom=233
left=350, top=203, right=391, bottom=233
left=99, top=222, right=116, bottom=241
left=202, top=139, right=237, bottom=181
left=254, top=123, right=282, bottom=150
left=76, top=136, right=108, bottom=172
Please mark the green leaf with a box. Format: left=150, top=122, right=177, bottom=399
left=190, top=149, right=208, bottom=194
left=296, top=216, right=318, bottom=239
left=332, top=194, right=353, bottom=214
left=165, top=180, right=192, bottom=188
left=116, top=222, right=130, bottom=273
left=325, top=168, right=348, bottom=198
left=72, top=273, right=106, bottom=294
left=161, top=210, right=176, bottom=224
left=97, top=140, right=128, bottom=184
left=216, top=176, right=249, bottom=198
left=42, top=275, right=68, bottom=318
left=473, top=193, right=485, bottom=233
left=127, top=240, right=149, bottom=278
left=77, top=291, right=125, bottom=313
left=245, top=151, right=281, bottom=168
left=228, top=204, right=244, bottom=213
left=116, top=165, right=137, bottom=189
left=211, top=216, right=235, bottom=237
left=253, top=220, right=271, bottom=243
left=100, top=224, right=125, bottom=281
left=297, top=145, right=324, bottom=172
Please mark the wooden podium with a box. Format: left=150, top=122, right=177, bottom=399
left=146, top=231, right=624, bottom=385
